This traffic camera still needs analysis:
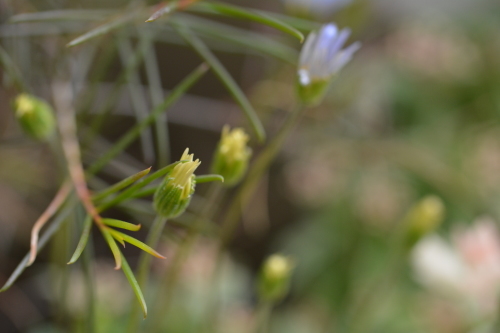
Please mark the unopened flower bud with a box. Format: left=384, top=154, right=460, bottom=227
left=258, top=254, right=294, bottom=303
left=211, top=125, right=252, bottom=186
left=153, top=148, right=200, bottom=218
left=13, top=93, right=56, bottom=140
left=297, top=23, right=361, bottom=106
left=404, top=195, right=445, bottom=248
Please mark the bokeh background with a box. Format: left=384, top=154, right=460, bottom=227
left=2, top=0, right=500, bottom=332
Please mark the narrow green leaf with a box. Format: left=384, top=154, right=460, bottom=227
left=68, top=215, right=93, bottom=264
left=107, top=229, right=166, bottom=259
left=92, top=167, right=151, bottom=202
left=195, top=174, right=224, bottom=184
left=96, top=161, right=183, bottom=212
left=1, top=203, right=74, bottom=292
left=0, top=45, right=28, bottom=92
left=110, top=231, right=126, bottom=247
left=102, top=218, right=141, bottom=231
left=10, top=10, right=113, bottom=23
left=67, top=12, right=137, bottom=47
left=87, top=63, right=209, bottom=175
left=174, top=14, right=297, bottom=64
left=190, top=1, right=304, bottom=42
left=127, top=186, right=157, bottom=200
left=120, top=252, right=148, bottom=318
left=101, top=228, right=122, bottom=269
left=173, top=24, right=266, bottom=142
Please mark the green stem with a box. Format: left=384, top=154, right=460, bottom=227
left=205, top=104, right=306, bottom=333
left=148, top=183, right=223, bottom=332
left=126, top=215, right=168, bottom=333
left=219, top=104, right=306, bottom=247
left=254, top=300, right=273, bottom=333
left=81, top=232, right=96, bottom=333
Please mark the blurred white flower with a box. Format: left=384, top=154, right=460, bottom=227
left=411, top=217, right=500, bottom=317
left=283, top=0, right=352, bottom=18
left=298, top=23, right=361, bottom=86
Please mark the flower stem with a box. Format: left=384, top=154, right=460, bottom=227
left=148, top=182, right=223, bottom=332
left=254, top=300, right=273, bottom=333
left=219, top=104, right=306, bottom=248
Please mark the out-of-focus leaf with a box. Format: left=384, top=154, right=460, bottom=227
left=0, top=45, right=28, bottom=91
left=173, top=24, right=266, bottom=142
left=10, top=10, right=113, bottom=23
left=102, top=218, right=141, bottom=231
left=67, top=12, right=137, bottom=47
left=175, top=14, right=297, bottom=64
left=191, top=1, right=304, bottom=42
left=195, top=174, right=224, bottom=184
left=0, top=203, right=74, bottom=292
left=108, top=229, right=166, bottom=259
left=120, top=252, right=147, bottom=318
left=87, top=63, right=209, bottom=175
left=67, top=215, right=93, bottom=264
left=92, top=167, right=151, bottom=202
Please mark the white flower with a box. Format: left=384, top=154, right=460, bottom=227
left=298, top=23, right=361, bottom=86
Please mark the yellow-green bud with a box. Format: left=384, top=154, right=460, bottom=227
left=296, top=79, right=331, bottom=107
left=257, top=254, right=294, bottom=303
left=153, top=148, right=200, bottom=218
left=404, top=195, right=445, bottom=248
left=13, top=93, right=56, bottom=140
left=211, top=125, right=252, bottom=186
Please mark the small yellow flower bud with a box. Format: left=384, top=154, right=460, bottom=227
left=13, top=93, right=56, bottom=140
left=153, top=148, right=201, bottom=218
left=211, top=125, right=252, bottom=186
left=404, top=195, right=445, bottom=247
left=258, top=254, right=294, bottom=303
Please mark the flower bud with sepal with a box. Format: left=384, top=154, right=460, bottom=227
left=153, top=148, right=200, bottom=218
left=211, top=125, right=252, bottom=187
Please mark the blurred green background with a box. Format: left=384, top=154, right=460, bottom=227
left=2, top=0, right=500, bottom=332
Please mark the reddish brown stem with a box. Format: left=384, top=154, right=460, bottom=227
left=27, top=179, right=72, bottom=266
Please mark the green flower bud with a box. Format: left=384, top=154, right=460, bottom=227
left=211, top=125, right=252, bottom=187
left=257, top=254, right=294, bottom=303
left=13, top=93, right=56, bottom=140
left=153, top=148, right=201, bottom=218
left=404, top=195, right=445, bottom=248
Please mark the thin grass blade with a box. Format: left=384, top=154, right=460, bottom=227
left=173, top=24, right=266, bottom=142
left=191, top=1, right=304, bottom=42
left=67, top=12, right=137, bottom=47
left=68, top=215, right=93, bottom=264
left=87, top=63, right=209, bottom=175
left=10, top=10, right=113, bottom=23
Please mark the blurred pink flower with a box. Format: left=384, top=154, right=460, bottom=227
left=411, top=217, right=500, bottom=318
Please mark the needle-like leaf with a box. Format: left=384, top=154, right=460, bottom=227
left=92, top=167, right=151, bottom=202
left=101, top=228, right=122, bottom=269
left=68, top=215, right=93, bottom=264
left=107, top=229, right=166, bottom=259
left=120, top=252, right=147, bottom=318
left=195, top=174, right=224, bottom=184
left=102, top=218, right=141, bottom=231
